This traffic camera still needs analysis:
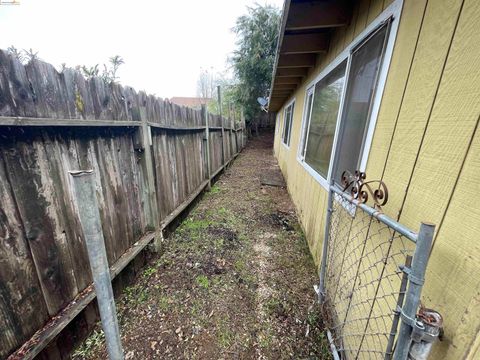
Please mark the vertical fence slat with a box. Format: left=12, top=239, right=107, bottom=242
left=202, top=104, right=211, bottom=189
left=138, top=107, right=160, bottom=249
left=0, top=151, right=49, bottom=358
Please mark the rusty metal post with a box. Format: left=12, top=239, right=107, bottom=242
left=69, top=170, right=124, bottom=360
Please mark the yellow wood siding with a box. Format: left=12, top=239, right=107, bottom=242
left=273, top=0, right=480, bottom=357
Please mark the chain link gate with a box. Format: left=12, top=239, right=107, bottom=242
left=318, top=171, right=435, bottom=360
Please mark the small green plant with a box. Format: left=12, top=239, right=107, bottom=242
left=138, top=289, right=149, bottom=303
left=196, top=275, right=210, bottom=289
left=265, top=297, right=281, bottom=317
left=234, top=258, right=245, bottom=272
left=123, top=285, right=137, bottom=303
left=182, top=218, right=212, bottom=232
left=214, top=237, right=224, bottom=249
left=143, top=266, right=157, bottom=278
left=209, top=185, right=221, bottom=195
left=123, top=285, right=149, bottom=305
left=258, top=328, right=273, bottom=349
left=72, top=329, right=104, bottom=358
left=307, top=309, right=320, bottom=326
left=216, top=317, right=235, bottom=348
left=158, top=296, right=170, bottom=311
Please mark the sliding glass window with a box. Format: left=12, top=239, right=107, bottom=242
left=301, top=61, right=347, bottom=178
left=299, top=20, right=391, bottom=185
left=332, top=23, right=390, bottom=183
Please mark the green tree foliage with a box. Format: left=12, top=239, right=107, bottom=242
left=230, top=4, right=280, bottom=123
left=206, top=75, right=242, bottom=123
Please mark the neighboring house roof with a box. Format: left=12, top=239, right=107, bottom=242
left=268, top=0, right=353, bottom=111
left=169, top=97, right=212, bottom=109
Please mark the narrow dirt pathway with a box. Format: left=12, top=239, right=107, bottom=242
left=74, top=131, right=330, bottom=359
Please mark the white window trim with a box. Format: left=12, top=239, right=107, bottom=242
left=297, top=86, right=315, bottom=162
left=296, top=0, right=403, bottom=190
left=281, top=98, right=296, bottom=149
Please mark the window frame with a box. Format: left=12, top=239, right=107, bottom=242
left=281, top=98, right=295, bottom=149
left=296, top=0, right=403, bottom=190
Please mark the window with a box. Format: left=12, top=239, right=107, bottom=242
left=298, top=19, right=392, bottom=186
left=282, top=101, right=295, bottom=147
left=302, top=61, right=347, bottom=178
left=333, top=24, right=390, bottom=183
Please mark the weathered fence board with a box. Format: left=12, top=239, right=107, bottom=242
left=2, top=132, right=79, bottom=315
left=0, top=153, right=50, bottom=355
left=0, top=49, right=246, bottom=359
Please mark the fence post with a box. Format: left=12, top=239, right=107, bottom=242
left=139, top=107, right=161, bottom=251
left=241, top=109, right=246, bottom=149
left=69, top=170, right=124, bottom=360
left=231, top=106, right=235, bottom=154
left=217, top=86, right=226, bottom=166
left=318, top=179, right=334, bottom=303
left=393, top=222, right=435, bottom=360
left=202, top=104, right=211, bottom=189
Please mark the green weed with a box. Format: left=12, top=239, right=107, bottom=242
left=209, top=185, right=222, bottom=195
left=143, top=266, right=157, bottom=277
left=216, top=317, right=235, bottom=348
left=72, top=329, right=104, bottom=358
left=196, top=275, right=210, bottom=289
left=158, top=296, right=170, bottom=311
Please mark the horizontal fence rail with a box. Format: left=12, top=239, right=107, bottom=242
left=319, top=171, right=434, bottom=360
left=0, top=49, right=247, bottom=359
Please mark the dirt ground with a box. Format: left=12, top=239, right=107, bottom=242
left=73, top=131, right=331, bottom=360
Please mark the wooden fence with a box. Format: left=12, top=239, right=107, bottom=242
left=0, top=49, right=246, bottom=359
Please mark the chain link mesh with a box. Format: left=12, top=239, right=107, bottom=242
left=323, top=193, right=415, bottom=359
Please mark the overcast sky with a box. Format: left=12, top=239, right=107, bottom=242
left=0, top=0, right=283, bottom=98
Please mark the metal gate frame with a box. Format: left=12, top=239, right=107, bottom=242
left=317, top=171, right=435, bottom=360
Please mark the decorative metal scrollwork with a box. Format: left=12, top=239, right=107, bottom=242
left=341, top=170, right=389, bottom=209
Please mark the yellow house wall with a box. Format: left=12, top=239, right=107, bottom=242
left=273, top=0, right=480, bottom=358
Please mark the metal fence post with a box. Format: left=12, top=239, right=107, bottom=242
left=217, top=86, right=226, bottom=166
left=69, top=170, right=124, bottom=360
left=318, top=179, right=335, bottom=303
left=202, top=104, right=211, bottom=189
left=393, top=222, right=435, bottom=360
left=139, top=107, right=161, bottom=251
